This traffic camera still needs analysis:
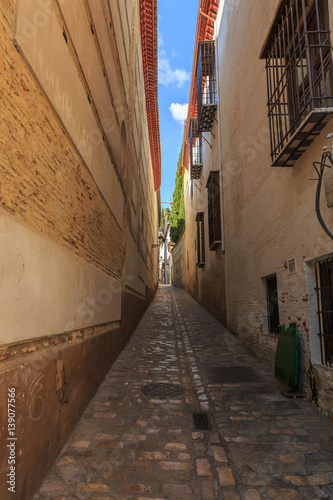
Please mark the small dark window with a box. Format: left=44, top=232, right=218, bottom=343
left=261, top=0, right=333, bottom=167
left=206, top=171, right=221, bottom=250
left=196, top=212, right=205, bottom=267
left=315, top=257, right=333, bottom=366
left=266, top=274, right=280, bottom=335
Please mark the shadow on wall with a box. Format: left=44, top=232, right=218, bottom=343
left=0, top=285, right=157, bottom=500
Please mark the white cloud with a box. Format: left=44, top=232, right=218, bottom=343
left=159, top=51, right=190, bottom=88
left=169, top=103, right=188, bottom=123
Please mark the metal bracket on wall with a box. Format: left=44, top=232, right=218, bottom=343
left=193, top=179, right=202, bottom=192
left=202, top=134, right=212, bottom=148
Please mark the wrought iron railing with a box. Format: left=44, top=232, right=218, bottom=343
left=196, top=40, right=218, bottom=132
left=315, top=257, right=333, bottom=366
left=206, top=171, right=221, bottom=250
left=190, top=118, right=203, bottom=180
left=196, top=212, right=205, bottom=267
left=266, top=274, right=280, bottom=335
left=261, top=0, right=333, bottom=166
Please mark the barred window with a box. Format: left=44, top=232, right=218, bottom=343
left=190, top=118, right=203, bottom=180
left=260, top=0, right=333, bottom=167
left=206, top=171, right=221, bottom=250
left=315, top=257, right=333, bottom=366
left=196, top=41, right=218, bottom=133
left=196, top=213, right=205, bottom=267
left=266, top=274, right=280, bottom=335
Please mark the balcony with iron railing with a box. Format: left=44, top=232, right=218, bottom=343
left=261, top=0, right=333, bottom=167
left=190, top=118, right=203, bottom=180
left=196, top=40, right=218, bottom=133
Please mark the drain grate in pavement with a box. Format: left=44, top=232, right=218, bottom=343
left=205, top=366, right=263, bottom=384
left=193, top=412, right=213, bottom=430
left=141, top=383, right=183, bottom=399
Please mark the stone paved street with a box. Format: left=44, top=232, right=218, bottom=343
left=34, top=286, right=333, bottom=500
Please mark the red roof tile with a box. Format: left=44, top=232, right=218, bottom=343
left=139, top=0, right=161, bottom=191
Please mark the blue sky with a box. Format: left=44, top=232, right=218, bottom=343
left=158, top=0, right=199, bottom=205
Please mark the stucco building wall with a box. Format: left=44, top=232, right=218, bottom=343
left=177, top=0, right=333, bottom=421
left=182, top=117, right=227, bottom=324
left=218, top=0, right=333, bottom=417
left=171, top=234, right=185, bottom=289
left=0, top=1, right=159, bottom=498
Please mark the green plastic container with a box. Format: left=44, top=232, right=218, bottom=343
left=275, top=323, right=298, bottom=387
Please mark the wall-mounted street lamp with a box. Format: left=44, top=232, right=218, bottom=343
left=152, top=235, right=164, bottom=248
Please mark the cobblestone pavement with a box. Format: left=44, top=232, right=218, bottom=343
left=34, top=285, right=333, bottom=500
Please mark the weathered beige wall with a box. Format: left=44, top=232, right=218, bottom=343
left=177, top=0, right=333, bottom=420
left=217, top=0, right=333, bottom=417
left=180, top=78, right=227, bottom=323
left=171, top=233, right=185, bottom=289
left=14, top=0, right=124, bottom=225
left=0, top=211, right=122, bottom=344
left=0, top=0, right=159, bottom=497
left=0, top=0, right=158, bottom=349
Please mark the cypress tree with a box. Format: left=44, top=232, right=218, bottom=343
left=169, top=152, right=185, bottom=243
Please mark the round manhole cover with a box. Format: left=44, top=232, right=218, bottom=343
left=141, top=383, right=183, bottom=399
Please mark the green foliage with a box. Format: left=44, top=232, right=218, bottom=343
left=169, top=153, right=185, bottom=243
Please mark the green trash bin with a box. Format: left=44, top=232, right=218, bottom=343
left=275, top=323, right=298, bottom=387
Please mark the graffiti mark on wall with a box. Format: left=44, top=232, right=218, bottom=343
left=55, top=356, right=69, bottom=406
left=28, top=369, right=45, bottom=421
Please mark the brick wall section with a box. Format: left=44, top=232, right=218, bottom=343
left=0, top=1, right=125, bottom=281
left=0, top=322, right=120, bottom=363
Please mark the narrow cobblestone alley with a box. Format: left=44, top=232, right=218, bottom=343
left=34, top=286, right=333, bottom=500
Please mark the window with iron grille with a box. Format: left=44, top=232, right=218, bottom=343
left=190, top=118, right=203, bottom=180
left=196, top=40, right=218, bottom=133
left=315, top=257, right=333, bottom=366
left=266, top=274, right=280, bottom=334
left=196, top=212, right=205, bottom=267
left=260, top=0, right=333, bottom=167
left=206, top=171, right=221, bottom=250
